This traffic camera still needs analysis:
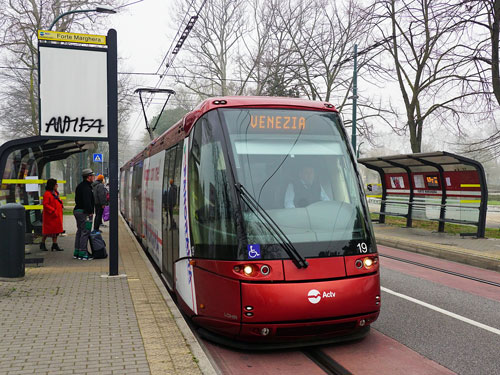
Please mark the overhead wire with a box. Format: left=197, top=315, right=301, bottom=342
left=123, top=0, right=205, bottom=144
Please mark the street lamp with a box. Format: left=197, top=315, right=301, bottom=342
left=351, top=44, right=358, bottom=153
left=48, top=5, right=116, bottom=31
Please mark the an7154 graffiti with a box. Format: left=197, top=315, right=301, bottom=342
left=44, top=116, right=105, bottom=134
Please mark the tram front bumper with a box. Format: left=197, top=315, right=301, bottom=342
left=240, top=273, right=380, bottom=323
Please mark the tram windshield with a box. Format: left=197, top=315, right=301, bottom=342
left=221, top=108, right=373, bottom=259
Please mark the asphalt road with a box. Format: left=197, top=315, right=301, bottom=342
left=485, top=208, right=500, bottom=228
left=374, top=246, right=500, bottom=375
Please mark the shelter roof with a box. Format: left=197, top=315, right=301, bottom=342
left=0, top=136, right=94, bottom=175
left=358, top=151, right=481, bottom=174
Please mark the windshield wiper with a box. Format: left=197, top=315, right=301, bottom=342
left=235, top=183, right=308, bottom=269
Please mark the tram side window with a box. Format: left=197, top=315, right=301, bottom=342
left=162, top=147, right=175, bottom=229
left=188, top=115, right=238, bottom=259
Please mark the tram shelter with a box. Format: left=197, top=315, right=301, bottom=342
left=0, top=28, right=120, bottom=276
left=0, top=136, right=93, bottom=235
left=358, top=151, right=488, bottom=237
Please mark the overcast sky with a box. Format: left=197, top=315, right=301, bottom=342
left=105, top=0, right=179, bottom=146
left=108, top=0, right=174, bottom=79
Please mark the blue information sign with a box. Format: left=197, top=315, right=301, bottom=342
left=93, top=153, right=103, bottom=162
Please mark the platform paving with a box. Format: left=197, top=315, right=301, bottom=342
left=0, top=216, right=212, bottom=375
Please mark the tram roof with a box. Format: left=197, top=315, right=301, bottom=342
left=182, top=96, right=338, bottom=134
left=358, top=151, right=483, bottom=173
left=121, top=96, right=339, bottom=169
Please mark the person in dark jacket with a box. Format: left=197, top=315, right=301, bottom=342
left=92, top=174, right=108, bottom=232
left=74, top=168, right=95, bottom=260
left=284, top=166, right=330, bottom=208
left=163, top=178, right=177, bottom=229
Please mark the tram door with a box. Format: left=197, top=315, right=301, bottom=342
left=162, top=145, right=182, bottom=286
left=132, top=162, right=143, bottom=235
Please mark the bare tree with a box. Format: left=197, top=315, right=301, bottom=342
left=455, top=0, right=500, bottom=106
left=372, top=0, right=481, bottom=153
left=440, top=1, right=500, bottom=158
left=235, top=0, right=276, bottom=96
left=0, top=0, right=121, bottom=139
left=171, top=0, right=393, bottom=145
left=173, top=0, right=249, bottom=97
left=273, top=0, right=392, bottom=142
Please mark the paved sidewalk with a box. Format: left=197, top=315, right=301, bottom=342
left=374, top=223, right=500, bottom=272
left=0, top=216, right=213, bottom=375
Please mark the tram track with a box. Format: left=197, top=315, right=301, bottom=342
left=303, top=348, right=353, bottom=375
left=379, top=253, right=500, bottom=287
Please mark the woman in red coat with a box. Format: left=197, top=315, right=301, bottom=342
left=41, top=178, right=64, bottom=251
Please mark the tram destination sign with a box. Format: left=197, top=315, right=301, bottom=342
left=38, top=43, right=108, bottom=139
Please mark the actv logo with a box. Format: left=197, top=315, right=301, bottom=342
left=307, top=289, right=336, bottom=304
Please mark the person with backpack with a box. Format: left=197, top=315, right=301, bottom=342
left=92, top=174, right=108, bottom=232
left=74, top=168, right=95, bottom=260
left=40, top=178, right=64, bottom=252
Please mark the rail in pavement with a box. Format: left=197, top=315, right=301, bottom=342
left=374, top=224, right=500, bottom=272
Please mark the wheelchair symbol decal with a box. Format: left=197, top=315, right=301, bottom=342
left=247, top=244, right=261, bottom=259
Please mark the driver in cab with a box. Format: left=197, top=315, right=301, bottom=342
left=284, top=166, right=330, bottom=208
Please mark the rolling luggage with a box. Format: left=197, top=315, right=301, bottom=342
left=89, top=230, right=107, bottom=259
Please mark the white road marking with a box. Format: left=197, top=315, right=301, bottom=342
left=381, top=286, right=500, bottom=336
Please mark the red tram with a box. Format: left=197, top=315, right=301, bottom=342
left=120, top=96, right=380, bottom=348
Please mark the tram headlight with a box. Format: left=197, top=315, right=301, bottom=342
left=234, top=263, right=271, bottom=277
left=363, top=257, right=374, bottom=269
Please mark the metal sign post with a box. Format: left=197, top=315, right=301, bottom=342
left=37, top=28, right=119, bottom=276
left=107, top=29, right=119, bottom=276
left=351, top=44, right=358, bottom=152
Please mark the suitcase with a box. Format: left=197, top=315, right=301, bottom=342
left=89, top=230, right=107, bottom=259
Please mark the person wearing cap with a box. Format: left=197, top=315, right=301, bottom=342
left=92, top=174, right=108, bottom=232
left=73, top=168, right=95, bottom=260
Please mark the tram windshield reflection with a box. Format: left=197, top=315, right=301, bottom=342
left=221, top=108, right=374, bottom=259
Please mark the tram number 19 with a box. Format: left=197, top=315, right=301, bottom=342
left=357, top=242, right=368, bottom=253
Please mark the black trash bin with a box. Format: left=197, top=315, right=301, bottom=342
left=0, top=203, right=26, bottom=279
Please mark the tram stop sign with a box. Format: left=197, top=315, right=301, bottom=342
left=37, top=29, right=120, bottom=276
left=38, top=34, right=108, bottom=140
